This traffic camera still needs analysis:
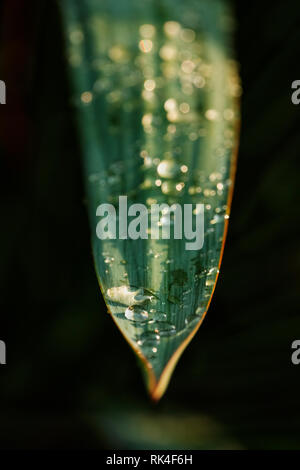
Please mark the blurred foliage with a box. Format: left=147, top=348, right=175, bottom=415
left=0, top=0, right=299, bottom=449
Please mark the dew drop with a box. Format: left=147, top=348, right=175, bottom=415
left=181, top=165, right=188, bottom=173
left=181, top=60, right=195, bottom=74
left=140, top=331, right=160, bottom=343
left=164, top=98, right=177, bottom=112
left=125, top=305, right=149, bottom=322
left=180, top=28, right=196, bottom=43
left=161, top=181, right=179, bottom=195
left=195, top=306, right=205, bottom=316
left=81, top=91, right=93, bottom=104
left=150, top=309, right=167, bottom=321
left=159, top=44, right=177, bottom=61
left=205, top=109, right=219, bottom=121
left=150, top=322, right=176, bottom=337
left=185, top=314, right=201, bottom=325
left=164, top=21, right=181, bottom=38
left=139, top=39, right=153, bottom=53
left=139, top=24, right=156, bottom=39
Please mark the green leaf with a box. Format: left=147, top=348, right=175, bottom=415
left=60, top=0, right=240, bottom=400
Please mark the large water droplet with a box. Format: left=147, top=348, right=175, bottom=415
left=125, top=305, right=149, bottom=322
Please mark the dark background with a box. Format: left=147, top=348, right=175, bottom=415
left=0, top=0, right=299, bottom=449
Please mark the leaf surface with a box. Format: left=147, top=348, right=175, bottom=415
left=61, top=0, right=240, bottom=400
